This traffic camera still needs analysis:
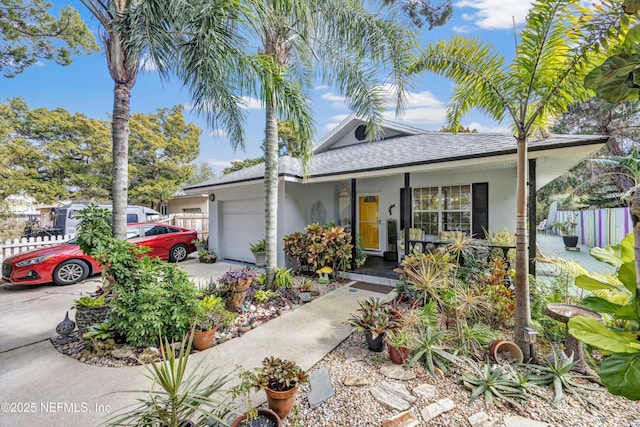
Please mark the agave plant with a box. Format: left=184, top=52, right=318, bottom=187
left=461, top=359, right=524, bottom=407
left=533, top=347, right=602, bottom=407
left=410, top=325, right=459, bottom=378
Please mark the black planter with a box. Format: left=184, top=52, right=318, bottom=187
left=563, top=236, right=579, bottom=248
left=364, top=332, right=386, bottom=352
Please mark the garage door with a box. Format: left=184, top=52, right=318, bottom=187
left=221, top=198, right=265, bottom=263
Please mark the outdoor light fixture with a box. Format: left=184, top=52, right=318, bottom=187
left=521, top=326, right=539, bottom=363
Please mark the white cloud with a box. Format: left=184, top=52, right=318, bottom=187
left=209, top=129, right=228, bottom=137
left=204, top=159, right=233, bottom=168
left=455, top=0, right=532, bottom=30
left=314, top=84, right=329, bottom=90
left=466, top=121, right=511, bottom=133
left=241, top=96, right=263, bottom=110
left=452, top=25, right=473, bottom=34
left=321, top=92, right=346, bottom=103
left=379, top=85, right=448, bottom=125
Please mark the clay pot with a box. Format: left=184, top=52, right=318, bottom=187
left=388, top=345, right=409, bottom=365
left=192, top=327, right=217, bottom=351
left=230, top=408, right=282, bottom=427
left=265, top=386, right=298, bottom=419
left=489, top=339, right=524, bottom=364
left=364, top=332, right=386, bottom=352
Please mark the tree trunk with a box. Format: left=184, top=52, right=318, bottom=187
left=111, top=82, right=131, bottom=239
left=515, top=137, right=531, bottom=360
left=628, top=188, right=640, bottom=295
left=264, top=96, right=279, bottom=288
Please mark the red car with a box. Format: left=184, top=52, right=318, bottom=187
left=1, top=223, right=198, bottom=286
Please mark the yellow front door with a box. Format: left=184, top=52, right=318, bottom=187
left=359, top=195, right=379, bottom=250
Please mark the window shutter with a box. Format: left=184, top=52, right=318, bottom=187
left=472, top=182, right=489, bottom=239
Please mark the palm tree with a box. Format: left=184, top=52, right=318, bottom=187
left=80, top=0, right=139, bottom=238
left=81, top=0, right=250, bottom=238
left=408, top=0, right=630, bottom=358
left=243, top=0, right=415, bottom=286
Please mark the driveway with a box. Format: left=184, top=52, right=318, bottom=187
left=0, top=255, right=239, bottom=353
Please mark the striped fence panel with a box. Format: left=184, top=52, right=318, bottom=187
left=555, top=208, right=631, bottom=248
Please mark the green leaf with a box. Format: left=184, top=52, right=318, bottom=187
left=599, top=353, right=640, bottom=400
left=581, top=296, right=623, bottom=314
left=589, top=246, right=623, bottom=267
left=568, top=316, right=640, bottom=353
left=618, top=261, right=638, bottom=294
left=614, top=304, right=640, bottom=321
left=575, top=275, right=618, bottom=291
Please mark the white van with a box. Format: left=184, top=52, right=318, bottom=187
left=53, top=203, right=161, bottom=236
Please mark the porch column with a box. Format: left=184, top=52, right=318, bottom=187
left=350, top=178, right=357, bottom=271
left=403, top=173, right=411, bottom=257
left=528, top=158, right=536, bottom=277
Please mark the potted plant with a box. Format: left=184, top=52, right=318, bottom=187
left=385, top=328, right=415, bottom=365
left=218, top=268, right=258, bottom=311
left=553, top=217, right=578, bottom=248
left=297, top=279, right=313, bottom=303
left=348, top=297, right=399, bottom=352
left=72, top=295, right=111, bottom=334
left=198, top=248, right=217, bottom=263
left=229, top=369, right=282, bottom=427
left=192, top=236, right=208, bottom=251
left=251, top=356, right=309, bottom=419
left=249, top=239, right=266, bottom=267
left=192, top=295, right=226, bottom=350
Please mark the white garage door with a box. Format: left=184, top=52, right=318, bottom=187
left=221, top=198, right=265, bottom=263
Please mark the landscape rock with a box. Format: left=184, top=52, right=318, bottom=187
left=343, top=375, right=370, bottom=386
left=370, top=381, right=416, bottom=411
left=380, top=410, right=419, bottom=427
left=421, top=398, right=454, bottom=422
left=503, top=416, right=550, bottom=427
left=111, top=349, right=134, bottom=359
left=468, top=411, right=496, bottom=427
left=307, top=367, right=334, bottom=409
left=344, top=346, right=369, bottom=362
left=412, top=384, right=437, bottom=400
left=380, top=362, right=416, bottom=380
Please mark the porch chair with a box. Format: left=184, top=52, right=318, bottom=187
left=397, top=228, right=424, bottom=261
left=536, top=219, right=547, bottom=234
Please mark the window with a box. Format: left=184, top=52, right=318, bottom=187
left=144, top=225, right=167, bottom=236
left=127, top=214, right=138, bottom=223
left=413, top=185, right=472, bottom=237
left=127, top=227, right=141, bottom=239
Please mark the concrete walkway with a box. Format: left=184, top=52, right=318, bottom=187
left=0, top=258, right=390, bottom=426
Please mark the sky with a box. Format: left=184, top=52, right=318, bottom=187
left=0, top=0, right=537, bottom=175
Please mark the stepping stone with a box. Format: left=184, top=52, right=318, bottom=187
left=380, top=410, right=419, bottom=427
left=344, top=347, right=369, bottom=361
left=343, top=375, right=370, bottom=386
left=370, top=381, right=416, bottom=411
left=503, top=416, right=550, bottom=427
left=413, top=384, right=436, bottom=400
left=421, top=398, right=454, bottom=422
left=380, top=362, right=416, bottom=380
left=307, top=367, right=334, bottom=409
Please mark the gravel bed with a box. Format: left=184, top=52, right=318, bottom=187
left=281, top=332, right=640, bottom=427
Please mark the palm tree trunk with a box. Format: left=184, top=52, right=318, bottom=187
left=111, top=82, right=131, bottom=239
left=264, top=96, right=279, bottom=287
left=515, top=137, right=531, bottom=360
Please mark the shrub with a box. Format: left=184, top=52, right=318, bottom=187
left=283, top=223, right=353, bottom=273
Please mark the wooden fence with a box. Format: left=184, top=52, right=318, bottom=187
left=0, top=235, right=74, bottom=265
left=555, top=208, right=631, bottom=248
left=157, top=213, right=209, bottom=239
left=0, top=213, right=209, bottom=265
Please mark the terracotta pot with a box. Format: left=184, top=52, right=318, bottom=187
left=364, top=332, right=386, bottom=352
left=388, top=345, right=409, bottom=364
left=230, top=408, right=282, bottom=427
left=265, top=386, right=298, bottom=419
left=489, top=339, right=524, bottom=364
left=192, top=327, right=217, bottom=351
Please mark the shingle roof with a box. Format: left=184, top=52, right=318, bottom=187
left=184, top=133, right=607, bottom=191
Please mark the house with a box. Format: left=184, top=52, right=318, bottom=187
left=165, top=190, right=209, bottom=216
left=184, top=114, right=607, bottom=271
